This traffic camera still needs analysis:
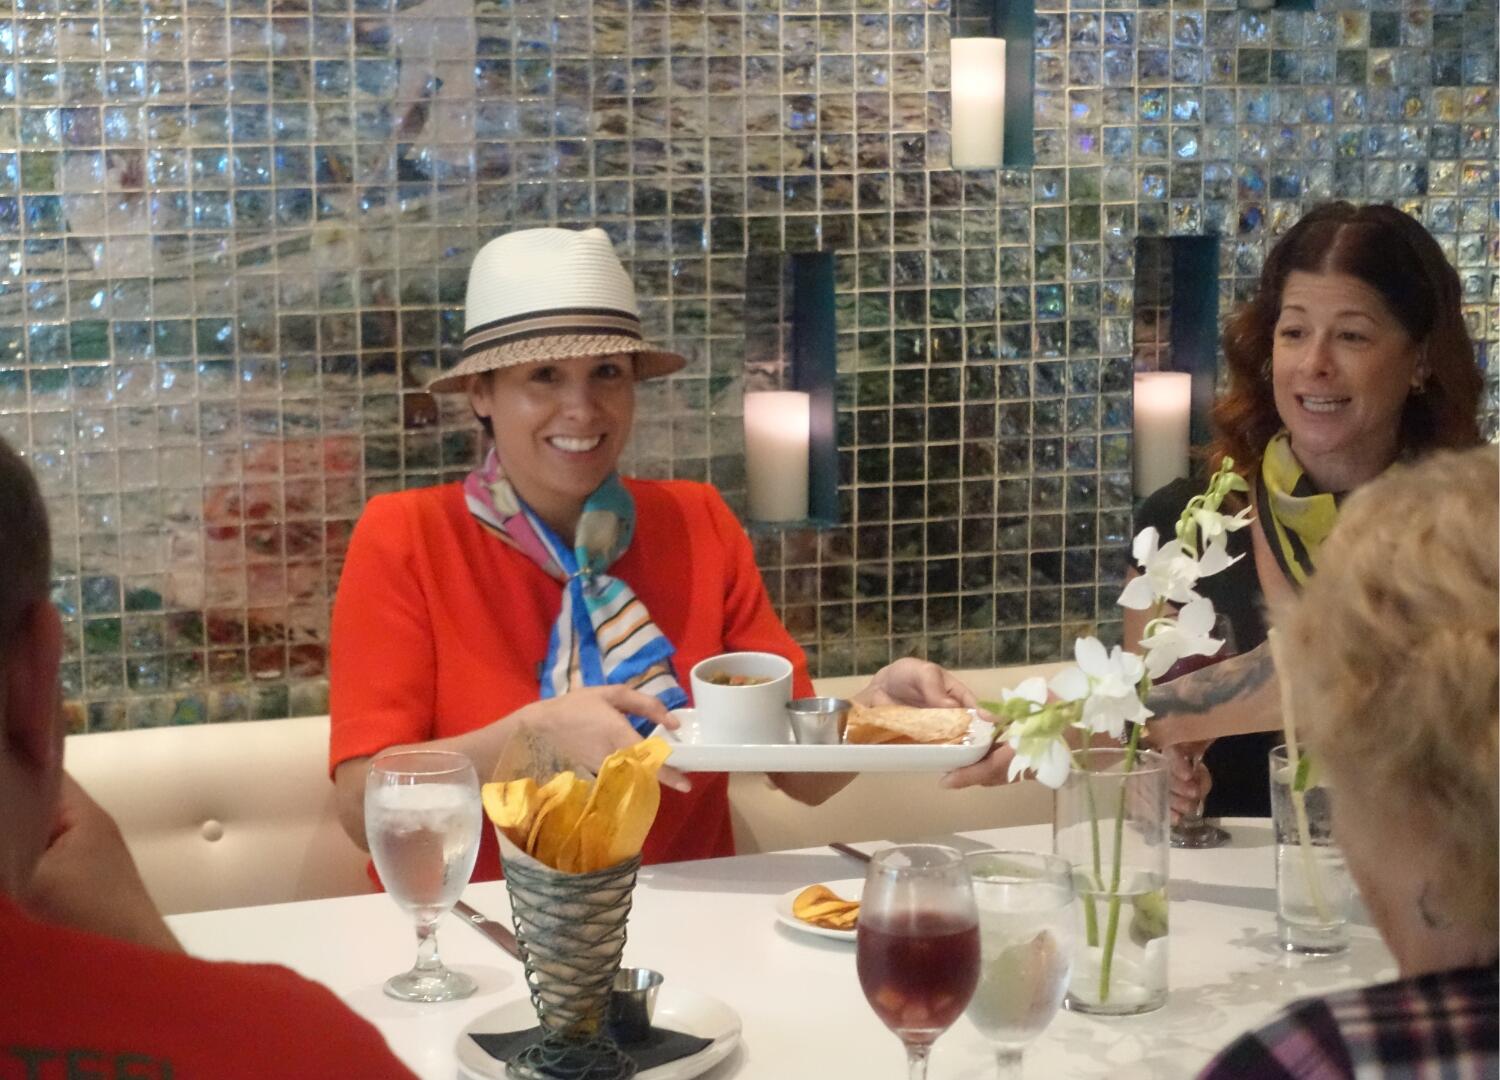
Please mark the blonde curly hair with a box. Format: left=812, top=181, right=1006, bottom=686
left=1276, top=445, right=1499, bottom=935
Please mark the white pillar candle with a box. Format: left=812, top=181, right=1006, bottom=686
left=744, top=391, right=810, bottom=523
left=950, top=37, right=1006, bottom=170
left=1134, top=371, right=1193, bottom=497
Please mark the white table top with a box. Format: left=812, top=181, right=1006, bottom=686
left=168, top=820, right=1395, bottom=1079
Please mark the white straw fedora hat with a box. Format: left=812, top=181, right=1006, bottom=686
left=427, top=227, right=686, bottom=392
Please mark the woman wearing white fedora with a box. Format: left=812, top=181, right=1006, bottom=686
left=328, top=227, right=972, bottom=875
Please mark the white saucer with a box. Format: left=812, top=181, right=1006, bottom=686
left=773, top=878, right=863, bottom=942
left=456, top=986, right=741, bottom=1080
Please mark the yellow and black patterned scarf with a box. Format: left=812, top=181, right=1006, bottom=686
left=1256, top=432, right=1342, bottom=588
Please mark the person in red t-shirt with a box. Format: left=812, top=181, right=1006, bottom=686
left=0, top=436, right=418, bottom=1080
left=330, top=227, right=970, bottom=875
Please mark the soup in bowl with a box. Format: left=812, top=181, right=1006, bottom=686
left=688, top=652, right=794, bottom=745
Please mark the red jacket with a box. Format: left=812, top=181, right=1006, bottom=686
left=330, top=478, right=813, bottom=879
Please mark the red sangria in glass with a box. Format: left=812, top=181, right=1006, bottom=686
left=857, top=845, right=980, bottom=1079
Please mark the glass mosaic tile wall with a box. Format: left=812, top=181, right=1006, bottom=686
left=0, top=0, right=1494, bottom=730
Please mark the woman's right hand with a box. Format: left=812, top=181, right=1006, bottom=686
left=1166, top=741, right=1213, bottom=823
left=510, top=686, right=691, bottom=792
left=857, top=657, right=979, bottom=709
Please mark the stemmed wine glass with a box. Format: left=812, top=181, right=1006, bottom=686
left=1170, top=740, right=1229, bottom=848
left=1165, top=615, right=1237, bottom=849
left=964, top=851, right=1077, bottom=1079
left=365, top=749, right=482, bottom=1002
left=856, top=845, right=980, bottom=1080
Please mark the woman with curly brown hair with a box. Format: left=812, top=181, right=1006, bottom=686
left=1131, top=202, right=1484, bottom=817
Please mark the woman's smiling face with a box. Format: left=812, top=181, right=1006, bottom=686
left=1270, top=270, right=1425, bottom=492
left=468, top=353, right=636, bottom=533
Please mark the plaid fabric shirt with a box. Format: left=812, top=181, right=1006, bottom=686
left=1199, top=964, right=1498, bottom=1079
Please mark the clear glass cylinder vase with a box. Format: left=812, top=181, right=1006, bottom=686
left=1052, top=747, right=1169, bottom=1017
left=1269, top=745, right=1352, bottom=955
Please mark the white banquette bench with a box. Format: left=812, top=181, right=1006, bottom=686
left=64, top=665, right=1061, bottom=915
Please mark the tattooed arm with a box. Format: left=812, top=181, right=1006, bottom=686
left=1118, top=565, right=1284, bottom=748
left=1145, top=641, right=1282, bottom=748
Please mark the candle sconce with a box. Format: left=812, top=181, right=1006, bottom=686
left=742, top=251, right=839, bottom=528
left=948, top=0, right=1034, bottom=170
left=1131, top=235, right=1221, bottom=500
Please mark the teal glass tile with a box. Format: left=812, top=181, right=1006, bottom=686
left=0, top=0, right=1490, bottom=712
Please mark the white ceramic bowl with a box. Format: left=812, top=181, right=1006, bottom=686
left=688, top=652, right=794, bottom=745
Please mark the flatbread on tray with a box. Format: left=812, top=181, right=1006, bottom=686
left=844, top=704, right=971, bottom=745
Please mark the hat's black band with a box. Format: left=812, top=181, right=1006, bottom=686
left=461, top=308, right=644, bottom=357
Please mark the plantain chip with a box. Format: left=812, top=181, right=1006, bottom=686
left=576, top=740, right=671, bottom=872
left=827, top=907, right=859, bottom=929
left=479, top=739, right=673, bottom=874
left=799, top=901, right=857, bottom=922
left=525, top=771, right=579, bottom=854
left=792, top=884, right=861, bottom=929
left=626, top=736, right=673, bottom=773
left=792, top=885, right=839, bottom=911
left=532, top=774, right=591, bottom=870
left=805, top=908, right=859, bottom=930
left=600, top=765, right=661, bottom=870
left=481, top=778, right=539, bottom=849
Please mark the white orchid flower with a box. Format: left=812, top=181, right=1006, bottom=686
left=1008, top=733, right=1073, bottom=789
left=1191, top=504, right=1252, bottom=545
left=1002, top=706, right=1074, bottom=788
left=1118, top=530, right=1205, bottom=609
left=1195, top=533, right=1241, bottom=578
left=1002, top=676, right=1049, bottom=709
left=1048, top=663, right=1091, bottom=703
left=1120, top=527, right=1244, bottom=611
left=1012, top=459, right=1250, bottom=793
left=995, top=677, right=1074, bottom=788
left=1071, top=637, right=1151, bottom=738
left=1138, top=597, right=1225, bottom=679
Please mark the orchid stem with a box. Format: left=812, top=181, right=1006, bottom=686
left=1266, top=629, right=1333, bottom=923
left=1098, top=719, right=1144, bottom=1002
left=1080, top=742, right=1102, bottom=948
left=1096, top=592, right=1159, bottom=1005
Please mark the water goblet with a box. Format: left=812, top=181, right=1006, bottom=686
left=365, top=748, right=482, bottom=1002
left=856, top=844, right=980, bottom=1080
left=965, top=851, right=1077, bottom=1079
left=1170, top=740, right=1230, bottom=848
left=1162, top=614, right=1237, bottom=849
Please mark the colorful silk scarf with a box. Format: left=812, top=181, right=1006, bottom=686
left=463, top=449, right=688, bottom=733
left=1256, top=432, right=1342, bottom=588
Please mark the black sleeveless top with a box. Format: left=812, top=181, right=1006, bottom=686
left=1136, top=477, right=1278, bottom=817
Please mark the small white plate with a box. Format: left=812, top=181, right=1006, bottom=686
left=774, top=878, right=864, bottom=942
left=456, top=986, right=741, bottom=1080
left=660, top=709, right=994, bottom=773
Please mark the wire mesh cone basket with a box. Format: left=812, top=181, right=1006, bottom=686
left=500, top=834, right=641, bottom=1080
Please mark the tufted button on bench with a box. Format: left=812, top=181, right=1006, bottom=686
left=64, top=715, right=374, bottom=916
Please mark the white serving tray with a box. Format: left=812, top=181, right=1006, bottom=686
left=657, top=708, right=995, bottom=773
